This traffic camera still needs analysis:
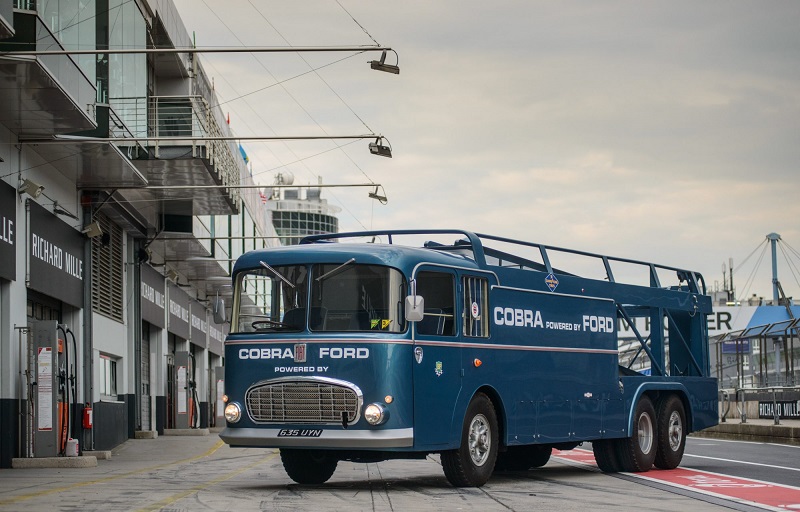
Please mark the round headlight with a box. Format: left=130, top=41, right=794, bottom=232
left=364, top=403, right=387, bottom=426
left=224, top=402, right=242, bottom=423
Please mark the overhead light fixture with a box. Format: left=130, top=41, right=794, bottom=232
left=81, top=221, right=103, bottom=238
left=167, top=269, right=179, bottom=282
left=368, top=185, right=388, bottom=205
left=368, top=137, right=392, bottom=158
left=369, top=50, right=400, bottom=74
left=18, top=178, right=44, bottom=198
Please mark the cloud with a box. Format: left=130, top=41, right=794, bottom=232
left=174, top=0, right=800, bottom=300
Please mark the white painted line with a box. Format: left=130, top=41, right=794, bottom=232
left=684, top=453, right=800, bottom=473
left=689, top=437, right=800, bottom=449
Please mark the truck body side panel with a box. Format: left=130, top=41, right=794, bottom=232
left=457, top=286, right=620, bottom=446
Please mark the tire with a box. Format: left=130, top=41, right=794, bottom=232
left=280, top=449, right=338, bottom=484
left=441, top=393, right=499, bottom=487
left=617, top=396, right=657, bottom=472
left=592, top=439, right=622, bottom=473
left=494, top=445, right=551, bottom=472
left=654, top=395, right=686, bottom=469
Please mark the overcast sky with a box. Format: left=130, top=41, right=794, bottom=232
left=173, top=1, right=800, bottom=301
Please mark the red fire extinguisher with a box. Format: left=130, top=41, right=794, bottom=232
left=83, top=403, right=93, bottom=429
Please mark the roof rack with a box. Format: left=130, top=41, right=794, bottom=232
left=301, top=229, right=706, bottom=295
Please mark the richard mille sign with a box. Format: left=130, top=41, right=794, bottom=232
left=0, top=180, right=15, bottom=281
left=27, top=200, right=85, bottom=308
left=141, top=265, right=166, bottom=328
left=167, top=283, right=190, bottom=339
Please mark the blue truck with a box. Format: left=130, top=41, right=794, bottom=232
left=218, top=229, right=718, bottom=487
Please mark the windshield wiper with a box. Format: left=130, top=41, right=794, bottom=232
left=259, top=261, right=295, bottom=288
left=315, top=258, right=356, bottom=282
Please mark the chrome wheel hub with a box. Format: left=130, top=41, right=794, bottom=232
left=468, top=413, right=491, bottom=466
left=668, top=410, right=683, bottom=451
left=637, top=412, right=654, bottom=454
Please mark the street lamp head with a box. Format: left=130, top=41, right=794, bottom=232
left=18, top=178, right=44, bottom=198
left=368, top=137, right=392, bottom=158
left=369, top=50, right=399, bottom=74
left=368, top=185, right=388, bottom=204
left=82, top=221, right=103, bottom=238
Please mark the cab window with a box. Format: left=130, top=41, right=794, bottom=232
left=416, top=271, right=456, bottom=336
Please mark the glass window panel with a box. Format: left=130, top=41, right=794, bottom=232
left=416, top=271, right=456, bottom=336
left=463, top=276, right=489, bottom=337
left=234, top=265, right=307, bottom=333
left=310, top=264, right=406, bottom=333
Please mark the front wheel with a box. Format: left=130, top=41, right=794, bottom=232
left=441, top=393, right=498, bottom=487
left=280, top=449, right=338, bottom=484
left=617, top=396, right=657, bottom=472
left=654, top=395, right=686, bottom=469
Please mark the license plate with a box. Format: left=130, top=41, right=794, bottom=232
left=277, top=429, right=323, bottom=437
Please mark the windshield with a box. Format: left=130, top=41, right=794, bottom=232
left=234, top=264, right=308, bottom=333
left=232, top=263, right=406, bottom=333
left=310, top=264, right=406, bottom=333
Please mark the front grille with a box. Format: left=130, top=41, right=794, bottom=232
left=245, top=378, right=362, bottom=424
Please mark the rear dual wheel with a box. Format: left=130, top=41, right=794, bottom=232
left=592, top=438, right=623, bottom=472
left=654, top=395, right=687, bottom=469
left=594, top=394, right=687, bottom=473
left=617, top=395, right=657, bottom=472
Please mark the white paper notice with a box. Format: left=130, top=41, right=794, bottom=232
left=37, top=347, right=53, bottom=431
left=177, top=366, right=187, bottom=414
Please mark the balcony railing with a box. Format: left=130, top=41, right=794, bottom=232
left=109, top=96, right=148, bottom=138
left=145, top=95, right=241, bottom=204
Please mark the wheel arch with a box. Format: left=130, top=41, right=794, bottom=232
left=626, top=383, right=692, bottom=435
left=474, top=385, right=507, bottom=447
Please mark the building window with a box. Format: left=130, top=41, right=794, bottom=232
left=26, top=293, right=62, bottom=322
left=91, top=213, right=124, bottom=322
left=107, top=0, right=146, bottom=134
left=36, top=0, right=97, bottom=86
left=99, top=354, right=118, bottom=399
left=271, top=210, right=338, bottom=245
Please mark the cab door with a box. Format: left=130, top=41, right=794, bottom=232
left=411, top=268, right=462, bottom=449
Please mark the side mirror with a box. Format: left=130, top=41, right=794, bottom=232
left=212, top=296, right=226, bottom=324
left=405, top=295, right=424, bottom=322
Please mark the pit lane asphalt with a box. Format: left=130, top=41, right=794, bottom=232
left=0, top=431, right=761, bottom=512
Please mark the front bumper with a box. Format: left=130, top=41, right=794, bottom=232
left=220, top=427, right=414, bottom=449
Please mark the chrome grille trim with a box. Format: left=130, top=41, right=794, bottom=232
left=245, top=376, right=363, bottom=425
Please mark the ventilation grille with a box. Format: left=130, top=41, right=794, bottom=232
left=91, top=213, right=124, bottom=322
left=245, top=380, right=360, bottom=425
